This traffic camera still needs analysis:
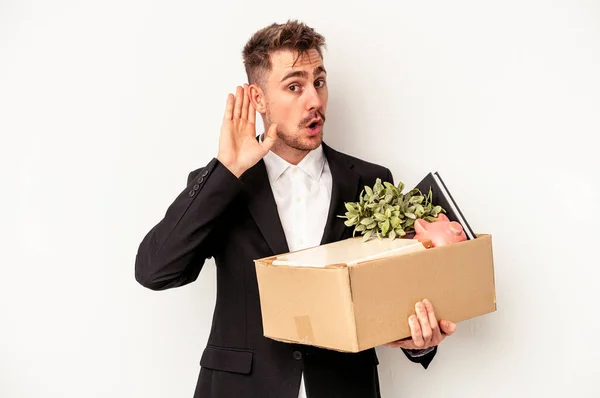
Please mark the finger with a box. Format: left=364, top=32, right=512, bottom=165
left=440, top=320, right=457, bottom=336
left=423, top=299, right=442, bottom=341
left=241, top=84, right=249, bottom=120
left=248, top=97, right=256, bottom=124
left=409, top=315, right=424, bottom=348
left=260, top=123, right=278, bottom=151
left=233, top=86, right=243, bottom=119
left=385, top=342, right=403, bottom=348
left=385, top=341, right=414, bottom=349
left=384, top=339, right=417, bottom=349
left=416, top=301, right=432, bottom=346
left=383, top=336, right=410, bottom=347
left=223, top=93, right=234, bottom=121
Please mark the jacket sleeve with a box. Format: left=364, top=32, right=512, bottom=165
left=384, top=167, right=438, bottom=370
left=402, top=346, right=438, bottom=369
left=134, top=158, right=244, bottom=290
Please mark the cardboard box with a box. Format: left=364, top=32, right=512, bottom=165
left=254, top=234, right=496, bottom=353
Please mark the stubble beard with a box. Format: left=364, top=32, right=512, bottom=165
left=266, top=109, right=325, bottom=152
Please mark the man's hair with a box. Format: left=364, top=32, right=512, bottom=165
left=242, top=20, right=326, bottom=87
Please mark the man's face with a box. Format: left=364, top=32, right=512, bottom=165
left=261, top=48, right=328, bottom=152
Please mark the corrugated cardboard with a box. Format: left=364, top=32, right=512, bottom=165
left=254, top=234, right=496, bottom=353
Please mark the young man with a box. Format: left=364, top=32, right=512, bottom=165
left=135, top=20, right=456, bottom=398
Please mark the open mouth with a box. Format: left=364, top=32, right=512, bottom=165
left=306, top=120, right=322, bottom=135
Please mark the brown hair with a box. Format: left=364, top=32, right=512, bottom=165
left=242, top=20, right=326, bottom=87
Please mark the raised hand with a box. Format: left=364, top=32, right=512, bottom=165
left=217, top=84, right=278, bottom=178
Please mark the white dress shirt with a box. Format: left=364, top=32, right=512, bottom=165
left=258, top=134, right=432, bottom=397
left=260, top=134, right=332, bottom=398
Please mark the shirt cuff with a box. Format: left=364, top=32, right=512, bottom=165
left=404, top=347, right=435, bottom=357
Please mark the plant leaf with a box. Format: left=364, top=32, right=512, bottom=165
left=415, top=204, right=425, bottom=217
left=382, top=219, right=390, bottom=235
left=374, top=213, right=387, bottom=221
left=360, top=217, right=374, bottom=225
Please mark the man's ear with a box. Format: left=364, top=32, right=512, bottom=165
left=248, top=84, right=267, bottom=114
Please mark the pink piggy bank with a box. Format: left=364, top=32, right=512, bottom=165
left=413, top=213, right=467, bottom=247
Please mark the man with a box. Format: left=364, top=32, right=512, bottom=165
left=135, top=20, right=456, bottom=398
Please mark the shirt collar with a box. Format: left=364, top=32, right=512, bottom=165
left=259, top=133, right=326, bottom=184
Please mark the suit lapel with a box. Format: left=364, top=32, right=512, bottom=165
left=241, top=139, right=360, bottom=255
left=241, top=159, right=290, bottom=256
left=320, top=142, right=361, bottom=245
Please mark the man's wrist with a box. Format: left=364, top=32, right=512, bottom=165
left=405, top=346, right=435, bottom=357
left=216, top=158, right=244, bottom=178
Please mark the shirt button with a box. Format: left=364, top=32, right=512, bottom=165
left=293, top=351, right=302, bottom=360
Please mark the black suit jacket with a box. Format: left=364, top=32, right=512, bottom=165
left=135, top=142, right=437, bottom=398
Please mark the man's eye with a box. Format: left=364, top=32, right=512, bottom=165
left=315, top=80, right=326, bottom=88
left=289, top=84, right=300, bottom=92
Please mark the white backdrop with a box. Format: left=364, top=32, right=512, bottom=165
left=2, top=1, right=599, bottom=397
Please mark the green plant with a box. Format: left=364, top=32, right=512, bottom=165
left=338, top=178, right=445, bottom=241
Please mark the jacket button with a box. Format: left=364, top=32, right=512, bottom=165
left=193, top=184, right=200, bottom=190
left=197, top=177, right=204, bottom=184
left=293, top=351, right=302, bottom=360
left=202, top=170, right=209, bottom=177
left=188, top=190, right=195, bottom=197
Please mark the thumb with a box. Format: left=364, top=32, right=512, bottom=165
left=260, top=123, right=278, bottom=152
left=440, top=320, right=456, bottom=336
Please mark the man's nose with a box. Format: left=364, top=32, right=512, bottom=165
left=305, top=85, right=323, bottom=111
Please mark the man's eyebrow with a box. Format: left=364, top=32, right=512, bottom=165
left=279, top=65, right=327, bottom=83
left=314, top=65, right=327, bottom=76
left=280, top=70, right=307, bottom=82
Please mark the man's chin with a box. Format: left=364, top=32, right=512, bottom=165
left=279, top=131, right=323, bottom=151
left=298, top=134, right=322, bottom=151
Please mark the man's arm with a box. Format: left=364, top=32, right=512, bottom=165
left=134, top=158, right=244, bottom=290
left=383, top=167, right=439, bottom=369
left=135, top=84, right=278, bottom=291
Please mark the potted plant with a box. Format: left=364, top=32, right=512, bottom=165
left=338, top=178, right=446, bottom=241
